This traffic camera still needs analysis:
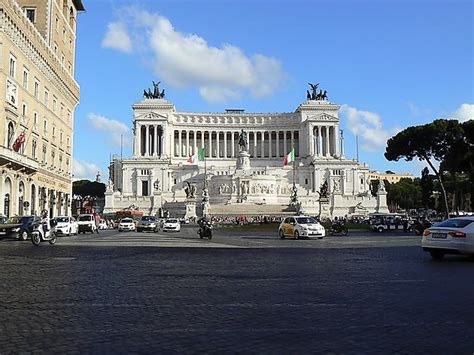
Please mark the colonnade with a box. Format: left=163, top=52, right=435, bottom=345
left=311, top=125, right=339, bottom=157
left=171, top=130, right=300, bottom=159
left=136, top=124, right=165, bottom=157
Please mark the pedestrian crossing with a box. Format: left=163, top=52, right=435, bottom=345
left=58, top=230, right=243, bottom=248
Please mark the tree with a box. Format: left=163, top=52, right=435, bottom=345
left=420, top=167, right=435, bottom=209
left=73, top=180, right=106, bottom=198
left=387, top=178, right=422, bottom=211
left=385, top=119, right=462, bottom=218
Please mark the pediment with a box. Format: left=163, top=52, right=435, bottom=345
left=307, top=113, right=339, bottom=122
left=135, top=112, right=168, bottom=120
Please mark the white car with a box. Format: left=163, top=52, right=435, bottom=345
left=422, top=216, right=474, bottom=260
left=77, top=214, right=98, bottom=234
left=279, top=216, right=325, bottom=239
left=118, top=218, right=136, bottom=232
left=162, top=219, right=181, bottom=232
left=54, top=216, right=78, bottom=236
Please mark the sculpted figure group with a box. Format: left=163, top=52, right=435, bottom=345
left=143, top=81, right=165, bottom=99
left=307, top=82, right=328, bottom=101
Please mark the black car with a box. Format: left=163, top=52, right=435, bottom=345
left=0, top=216, right=41, bottom=240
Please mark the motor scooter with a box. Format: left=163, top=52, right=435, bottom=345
left=328, top=221, right=348, bottom=236
left=197, top=219, right=213, bottom=239
left=30, top=220, right=57, bottom=246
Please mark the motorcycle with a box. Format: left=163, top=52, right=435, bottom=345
left=30, top=220, right=57, bottom=246
left=329, top=222, right=348, bottom=236
left=197, top=220, right=213, bottom=239
left=412, top=219, right=432, bottom=236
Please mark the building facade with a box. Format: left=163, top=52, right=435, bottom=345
left=368, top=171, right=415, bottom=184
left=0, top=0, right=84, bottom=218
left=105, top=91, right=388, bottom=218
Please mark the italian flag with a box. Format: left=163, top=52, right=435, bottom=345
left=187, top=148, right=206, bottom=164
left=283, top=147, right=295, bottom=165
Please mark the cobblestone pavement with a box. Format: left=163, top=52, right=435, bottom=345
left=0, top=229, right=473, bottom=354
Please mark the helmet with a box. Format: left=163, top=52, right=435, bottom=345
left=41, top=209, right=48, bottom=218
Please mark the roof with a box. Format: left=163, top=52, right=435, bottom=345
left=73, top=0, right=85, bottom=11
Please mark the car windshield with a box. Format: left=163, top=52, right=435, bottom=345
left=166, top=219, right=178, bottom=223
left=435, top=219, right=473, bottom=228
left=19, top=216, right=33, bottom=223
left=56, top=217, right=69, bottom=223
left=78, top=216, right=92, bottom=221
left=141, top=216, right=156, bottom=221
left=296, top=217, right=317, bottom=224
left=121, top=219, right=133, bottom=223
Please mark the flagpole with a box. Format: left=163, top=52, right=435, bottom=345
left=292, top=145, right=296, bottom=194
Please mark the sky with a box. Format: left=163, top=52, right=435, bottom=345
left=72, top=0, right=473, bottom=181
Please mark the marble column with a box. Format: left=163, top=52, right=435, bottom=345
left=317, top=126, right=322, bottom=157
left=134, top=123, right=140, bottom=157
left=209, top=131, right=212, bottom=158
left=155, top=125, right=159, bottom=156
left=276, top=131, right=280, bottom=157
left=269, top=131, right=272, bottom=157
left=283, top=131, right=287, bottom=155
left=224, top=131, right=228, bottom=158
left=231, top=132, right=235, bottom=157
left=186, top=130, right=190, bottom=158
left=145, top=125, right=149, bottom=156
left=325, top=126, right=330, bottom=157
left=178, top=129, right=182, bottom=157
left=261, top=131, right=265, bottom=158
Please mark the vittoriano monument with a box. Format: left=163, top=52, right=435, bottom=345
left=105, top=82, right=388, bottom=219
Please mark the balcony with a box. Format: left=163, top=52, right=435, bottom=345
left=0, top=145, right=39, bottom=174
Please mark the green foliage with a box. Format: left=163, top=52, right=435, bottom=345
left=73, top=180, right=106, bottom=198
left=420, top=167, right=435, bottom=208
left=387, top=178, right=422, bottom=210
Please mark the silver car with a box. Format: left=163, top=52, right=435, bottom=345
left=137, top=216, right=158, bottom=232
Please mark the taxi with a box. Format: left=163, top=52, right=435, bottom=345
left=279, top=216, right=325, bottom=239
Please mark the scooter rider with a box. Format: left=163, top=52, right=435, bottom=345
left=40, top=209, right=51, bottom=236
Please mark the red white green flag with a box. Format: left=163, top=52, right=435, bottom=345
left=187, top=153, right=196, bottom=164
left=283, top=147, right=295, bottom=165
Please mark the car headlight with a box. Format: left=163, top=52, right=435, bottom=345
left=13, top=227, right=20, bottom=232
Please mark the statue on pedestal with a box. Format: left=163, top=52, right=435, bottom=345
left=184, top=181, right=196, bottom=199
left=238, top=129, right=248, bottom=151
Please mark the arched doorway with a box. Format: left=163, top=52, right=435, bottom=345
left=4, top=178, right=12, bottom=218
left=18, top=181, right=25, bottom=215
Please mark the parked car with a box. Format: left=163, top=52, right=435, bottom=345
left=0, top=215, right=7, bottom=224
left=98, top=219, right=108, bottom=230
left=53, top=216, right=79, bottom=236
left=422, top=216, right=474, bottom=260
left=137, top=216, right=158, bottom=232
left=118, top=218, right=136, bottom=232
left=279, top=216, right=325, bottom=239
left=77, top=214, right=98, bottom=234
left=162, top=219, right=181, bottom=232
left=0, top=215, right=41, bottom=240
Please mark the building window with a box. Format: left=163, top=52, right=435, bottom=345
left=59, top=154, right=63, bottom=170
left=52, top=97, right=57, bottom=112
left=55, top=17, right=59, bottom=32
left=34, top=80, right=39, bottom=98
left=60, top=131, right=63, bottom=143
left=33, top=112, right=38, bottom=126
left=7, top=122, right=15, bottom=148
left=22, top=103, right=27, bottom=117
left=25, top=8, right=36, bottom=23
left=44, top=90, right=49, bottom=106
left=52, top=126, right=56, bottom=138
left=51, top=150, right=55, bottom=167
left=22, top=68, right=29, bottom=89
left=66, top=136, right=70, bottom=147
left=32, top=140, right=37, bottom=159
left=142, top=181, right=149, bottom=196
left=9, top=55, right=16, bottom=78
left=43, top=119, right=48, bottom=132
left=54, top=43, right=58, bottom=54
left=42, top=145, right=47, bottom=163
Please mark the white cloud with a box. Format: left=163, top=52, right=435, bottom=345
left=103, top=8, right=286, bottom=102
left=102, top=22, right=132, bottom=53
left=450, top=103, right=474, bottom=122
left=340, top=105, right=393, bottom=152
left=88, top=113, right=131, bottom=147
left=73, top=159, right=102, bottom=181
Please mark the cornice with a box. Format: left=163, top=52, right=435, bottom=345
left=0, top=1, right=80, bottom=105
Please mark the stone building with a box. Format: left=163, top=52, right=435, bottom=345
left=105, top=87, right=388, bottom=218
left=0, top=0, right=84, bottom=218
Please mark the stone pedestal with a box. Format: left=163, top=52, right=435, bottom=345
left=184, top=200, right=197, bottom=220
left=236, top=150, right=250, bottom=171
left=376, top=190, right=389, bottom=213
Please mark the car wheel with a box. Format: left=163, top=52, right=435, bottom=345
left=294, top=230, right=300, bottom=239
left=429, top=250, right=445, bottom=261
left=279, top=229, right=285, bottom=239
left=19, top=230, right=28, bottom=241
left=377, top=226, right=384, bottom=233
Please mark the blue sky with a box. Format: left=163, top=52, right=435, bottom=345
left=72, top=0, right=473, bottom=181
